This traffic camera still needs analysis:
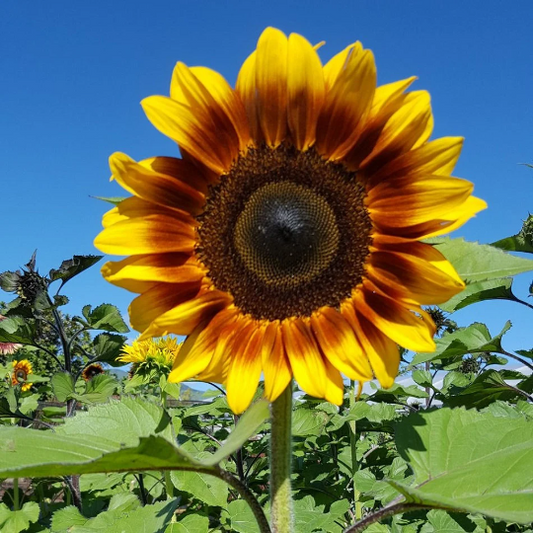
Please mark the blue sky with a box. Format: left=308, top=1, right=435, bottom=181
left=1, top=0, right=532, bottom=355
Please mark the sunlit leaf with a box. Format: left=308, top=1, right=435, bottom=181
left=0, top=316, right=36, bottom=344
left=165, top=514, right=210, bottom=532
left=431, top=238, right=533, bottom=282
left=52, top=372, right=75, bottom=402
left=439, top=278, right=519, bottom=312
left=171, top=466, right=228, bottom=508
left=91, top=333, right=127, bottom=366
left=49, top=255, right=103, bottom=290
left=83, top=303, right=129, bottom=333
left=0, top=501, right=40, bottom=533
left=392, top=408, right=533, bottom=523
left=412, top=322, right=511, bottom=365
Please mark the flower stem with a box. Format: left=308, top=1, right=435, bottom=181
left=13, top=478, right=19, bottom=511
left=349, top=381, right=362, bottom=520
left=164, top=471, right=174, bottom=499
left=270, top=383, right=294, bottom=533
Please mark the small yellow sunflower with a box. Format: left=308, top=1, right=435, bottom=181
left=11, top=359, right=33, bottom=392
left=95, top=28, right=486, bottom=413
left=82, top=363, right=105, bottom=381
left=119, top=336, right=180, bottom=371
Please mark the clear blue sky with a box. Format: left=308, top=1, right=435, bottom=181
left=1, top=0, right=532, bottom=353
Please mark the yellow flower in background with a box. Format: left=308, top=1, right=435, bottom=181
left=119, top=336, right=180, bottom=371
left=82, top=363, right=105, bottom=381
left=95, top=27, right=486, bottom=413
left=11, top=359, right=33, bottom=392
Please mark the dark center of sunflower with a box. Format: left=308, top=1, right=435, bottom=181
left=196, top=144, right=372, bottom=320
left=15, top=369, right=27, bottom=382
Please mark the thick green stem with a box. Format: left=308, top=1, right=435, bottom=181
left=270, top=383, right=294, bottom=533
left=349, top=381, right=362, bottom=520
left=13, top=478, right=19, bottom=511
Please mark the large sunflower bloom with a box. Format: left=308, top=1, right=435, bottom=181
left=95, top=28, right=485, bottom=414
left=11, top=359, right=33, bottom=392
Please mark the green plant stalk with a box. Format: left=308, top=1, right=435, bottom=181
left=270, top=382, right=294, bottom=533
left=349, top=380, right=362, bottom=520
left=13, top=477, right=19, bottom=511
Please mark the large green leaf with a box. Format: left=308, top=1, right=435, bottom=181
left=48, top=255, right=103, bottom=289
left=0, top=316, right=36, bottom=344
left=171, top=466, right=228, bottom=508
left=51, top=372, right=75, bottom=402
left=91, top=333, right=127, bottom=366
left=165, top=514, right=210, bottom=532
left=392, top=408, right=533, bottom=523
left=492, top=214, right=533, bottom=253
left=71, top=374, right=118, bottom=404
left=412, top=322, right=510, bottom=365
left=439, top=278, right=519, bottom=312
left=432, top=238, right=533, bottom=281
left=82, top=304, right=129, bottom=333
left=51, top=499, right=178, bottom=533
left=0, top=501, right=40, bottom=533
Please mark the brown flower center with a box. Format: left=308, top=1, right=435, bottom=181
left=196, top=144, right=372, bottom=320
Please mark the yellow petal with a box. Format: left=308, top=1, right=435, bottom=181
left=94, top=214, right=196, bottom=255
left=344, top=304, right=400, bottom=388
left=141, top=95, right=231, bottom=174
left=368, top=175, right=474, bottom=227
left=354, top=281, right=436, bottom=353
left=261, top=321, right=292, bottom=403
left=255, top=27, right=288, bottom=147
left=227, top=322, right=264, bottom=414
left=189, top=66, right=251, bottom=151
left=323, top=358, right=345, bottom=405
left=169, top=309, right=236, bottom=383
left=140, top=289, right=232, bottom=338
left=322, top=43, right=356, bottom=88
left=110, top=152, right=205, bottom=215
left=101, top=253, right=205, bottom=289
left=282, top=318, right=326, bottom=398
left=287, top=32, right=325, bottom=150
left=129, top=281, right=202, bottom=333
left=310, top=307, right=373, bottom=381
left=316, top=44, right=376, bottom=160
left=236, top=51, right=261, bottom=143
left=366, top=243, right=465, bottom=305
left=360, top=90, right=433, bottom=171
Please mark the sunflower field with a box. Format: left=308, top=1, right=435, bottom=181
left=1, top=26, right=533, bottom=533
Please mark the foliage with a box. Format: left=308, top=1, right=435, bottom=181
left=0, top=219, right=533, bottom=532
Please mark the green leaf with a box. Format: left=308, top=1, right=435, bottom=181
left=171, top=467, right=228, bottom=508
left=51, top=506, right=87, bottom=531
left=52, top=372, right=75, bottom=402
left=91, top=333, right=127, bottom=366
left=445, top=370, right=527, bottom=408
left=92, top=195, right=127, bottom=206
left=0, top=316, right=36, bottom=344
left=392, top=407, right=533, bottom=523
left=48, top=255, right=103, bottom=289
left=411, top=369, right=433, bottom=387
left=412, top=322, right=511, bottom=365
left=71, top=374, right=118, bottom=404
left=0, top=271, right=21, bottom=293
left=292, top=408, right=329, bottom=436
left=83, top=304, right=129, bottom=333
left=223, top=500, right=260, bottom=533
left=0, top=501, right=40, bottom=533
left=165, top=514, right=209, bottom=533
left=439, top=278, right=518, bottom=313
left=432, top=238, right=533, bottom=281
left=68, top=499, right=178, bottom=533
left=492, top=214, right=533, bottom=253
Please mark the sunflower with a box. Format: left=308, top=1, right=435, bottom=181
left=95, top=28, right=485, bottom=414
left=82, top=363, right=105, bottom=381
left=11, top=359, right=33, bottom=392
left=119, top=336, right=180, bottom=375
